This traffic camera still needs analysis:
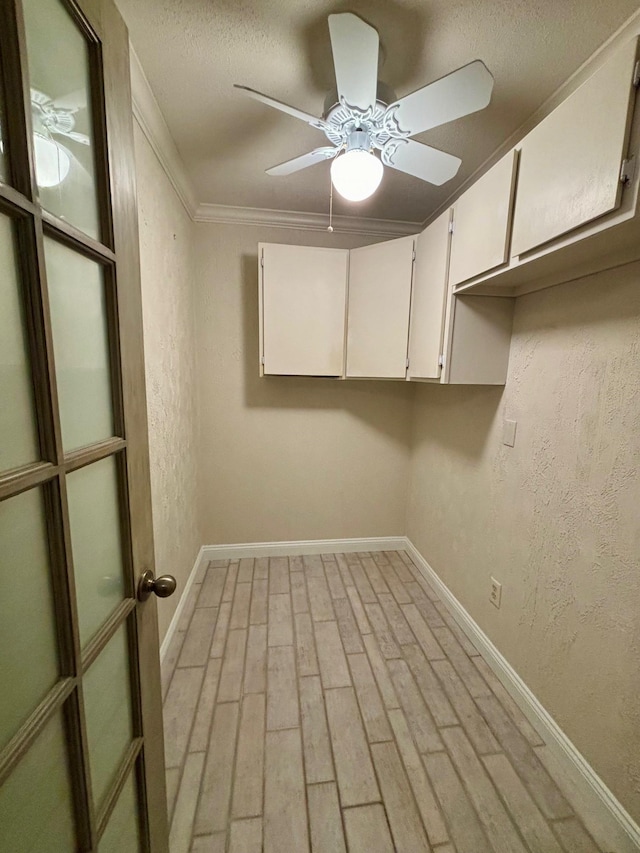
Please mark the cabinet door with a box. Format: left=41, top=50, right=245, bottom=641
left=408, top=210, right=452, bottom=380
left=449, top=151, right=518, bottom=286
left=346, top=236, right=415, bottom=378
left=511, top=37, right=639, bottom=257
left=260, top=243, right=349, bottom=376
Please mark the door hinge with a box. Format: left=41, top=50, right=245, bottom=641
left=448, top=220, right=455, bottom=234
left=620, top=155, right=636, bottom=185
left=406, top=358, right=410, bottom=369
left=633, top=60, right=640, bottom=88
left=260, top=256, right=264, bottom=268
left=261, top=355, right=265, bottom=365
left=412, top=249, right=416, bottom=261
left=438, top=354, right=445, bottom=367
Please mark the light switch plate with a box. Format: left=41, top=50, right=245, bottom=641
left=503, top=419, right=517, bottom=447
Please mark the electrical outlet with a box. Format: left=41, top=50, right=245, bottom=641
left=490, top=577, right=502, bottom=609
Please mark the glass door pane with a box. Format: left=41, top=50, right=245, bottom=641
left=45, top=237, right=114, bottom=451
left=99, top=773, right=141, bottom=853
left=67, top=456, right=125, bottom=645
left=0, top=713, right=76, bottom=852
left=22, top=0, right=100, bottom=238
left=83, top=624, right=134, bottom=808
left=0, top=487, right=60, bottom=751
left=0, top=214, right=39, bottom=472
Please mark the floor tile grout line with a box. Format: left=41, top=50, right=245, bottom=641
left=288, top=555, right=316, bottom=853
left=401, top=546, right=574, bottom=848
left=341, top=551, right=433, bottom=847
left=164, top=561, right=221, bottom=837
left=223, top=625, right=251, bottom=829
left=163, top=561, right=210, bottom=697
left=548, top=815, right=605, bottom=853
left=187, top=560, right=236, bottom=848
left=365, top=557, right=467, bottom=848
left=320, top=554, right=391, bottom=828
left=420, top=742, right=495, bottom=851
left=314, top=600, right=368, bottom=850
left=442, top=724, right=545, bottom=853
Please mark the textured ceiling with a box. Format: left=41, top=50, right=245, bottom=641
left=115, top=0, right=639, bottom=223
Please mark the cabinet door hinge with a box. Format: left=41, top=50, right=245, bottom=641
left=620, top=155, right=636, bottom=185
left=633, top=60, right=640, bottom=88
left=438, top=354, right=445, bottom=367
left=448, top=220, right=455, bottom=234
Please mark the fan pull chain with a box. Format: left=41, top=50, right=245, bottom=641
left=327, top=171, right=334, bottom=233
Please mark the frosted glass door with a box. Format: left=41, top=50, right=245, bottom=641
left=0, top=0, right=166, bottom=850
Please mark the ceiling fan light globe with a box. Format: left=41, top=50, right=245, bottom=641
left=33, top=132, right=71, bottom=188
left=330, top=149, right=383, bottom=202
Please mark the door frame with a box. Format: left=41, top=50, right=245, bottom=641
left=0, top=0, right=168, bottom=849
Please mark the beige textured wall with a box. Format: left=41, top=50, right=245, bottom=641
left=134, top=124, right=201, bottom=640
left=406, top=262, right=640, bottom=819
left=194, top=222, right=414, bottom=545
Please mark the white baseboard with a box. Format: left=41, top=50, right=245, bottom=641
left=404, top=538, right=640, bottom=853
left=200, top=536, right=407, bottom=560
left=159, top=546, right=207, bottom=661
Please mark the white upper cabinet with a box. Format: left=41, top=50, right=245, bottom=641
left=448, top=151, right=518, bottom=287
left=260, top=243, right=348, bottom=376
left=346, top=236, right=415, bottom=379
left=408, top=210, right=452, bottom=380
left=511, top=38, right=639, bottom=257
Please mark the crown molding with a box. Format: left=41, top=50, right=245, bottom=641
left=194, top=202, right=420, bottom=236
left=129, top=46, right=198, bottom=218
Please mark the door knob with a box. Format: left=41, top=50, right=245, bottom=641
left=137, top=569, right=177, bottom=601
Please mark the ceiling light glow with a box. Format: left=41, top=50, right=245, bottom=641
left=330, top=131, right=383, bottom=201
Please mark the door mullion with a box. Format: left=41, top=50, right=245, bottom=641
left=64, top=686, right=98, bottom=851
left=56, top=471, right=99, bottom=850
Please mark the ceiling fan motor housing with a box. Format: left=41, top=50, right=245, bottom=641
left=346, top=129, right=371, bottom=153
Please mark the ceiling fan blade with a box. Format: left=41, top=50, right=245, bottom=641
left=266, top=147, right=338, bottom=176
left=382, top=139, right=461, bottom=186
left=51, top=89, right=86, bottom=111
left=234, top=85, right=325, bottom=129
left=328, top=13, right=379, bottom=112
left=58, top=130, right=90, bottom=145
left=390, top=60, right=494, bottom=135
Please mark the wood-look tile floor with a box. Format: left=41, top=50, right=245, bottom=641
left=161, top=551, right=603, bottom=853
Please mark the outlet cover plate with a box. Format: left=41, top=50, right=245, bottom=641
left=503, top=419, right=517, bottom=447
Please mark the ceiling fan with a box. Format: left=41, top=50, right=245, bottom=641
left=30, top=89, right=90, bottom=188
left=235, top=13, right=494, bottom=202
